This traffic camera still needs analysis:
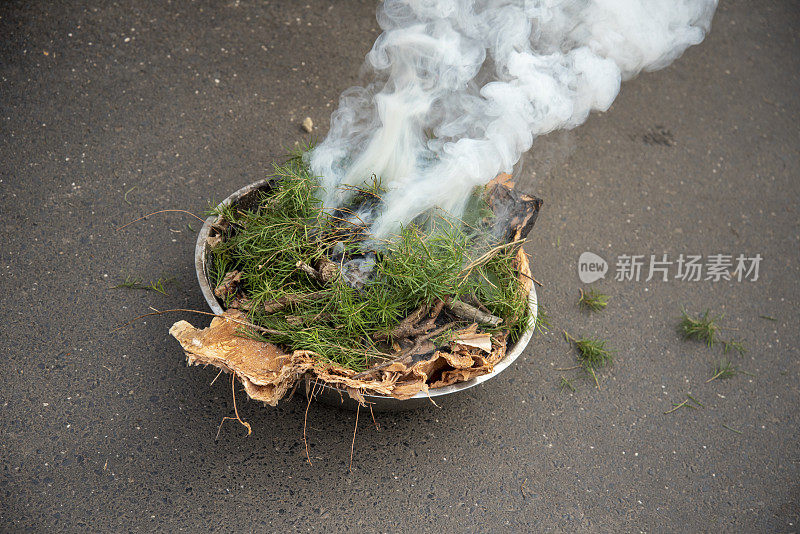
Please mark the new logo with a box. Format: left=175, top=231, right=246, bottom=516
left=578, top=252, right=608, bottom=284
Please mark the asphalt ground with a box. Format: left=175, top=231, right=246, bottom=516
left=1, top=1, right=798, bottom=531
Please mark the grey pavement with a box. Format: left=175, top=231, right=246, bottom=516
left=1, top=1, right=798, bottom=531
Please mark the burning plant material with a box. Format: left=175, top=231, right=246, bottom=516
left=310, top=0, right=717, bottom=239
left=169, top=0, right=718, bottom=408
left=171, top=152, right=540, bottom=403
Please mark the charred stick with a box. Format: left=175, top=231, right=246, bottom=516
left=463, top=295, right=491, bottom=315
left=372, top=303, right=429, bottom=341
left=296, top=261, right=323, bottom=282
left=354, top=321, right=459, bottom=379
left=404, top=298, right=446, bottom=338
left=446, top=299, right=503, bottom=327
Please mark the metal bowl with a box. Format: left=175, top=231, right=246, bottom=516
left=195, top=179, right=538, bottom=411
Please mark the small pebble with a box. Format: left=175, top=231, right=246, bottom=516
left=302, top=117, right=313, bottom=132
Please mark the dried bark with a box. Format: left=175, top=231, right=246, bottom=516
left=484, top=172, right=543, bottom=241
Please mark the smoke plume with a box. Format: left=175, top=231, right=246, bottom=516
left=310, top=0, right=717, bottom=239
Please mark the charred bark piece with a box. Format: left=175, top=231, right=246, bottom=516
left=484, top=173, right=543, bottom=241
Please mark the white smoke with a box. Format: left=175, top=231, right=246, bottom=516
left=310, top=0, right=717, bottom=239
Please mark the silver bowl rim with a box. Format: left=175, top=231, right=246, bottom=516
left=194, top=179, right=537, bottom=402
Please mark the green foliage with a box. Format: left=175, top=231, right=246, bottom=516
left=113, top=275, right=173, bottom=296
left=678, top=308, right=720, bottom=347
left=206, top=152, right=532, bottom=371
left=677, top=307, right=746, bottom=355
left=559, top=376, right=576, bottom=393
left=578, top=288, right=609, bottom=312
left=564, top=331, right=614, bottom=388
left=706, top=359, right=752, bottom=382
left=378, top=223, right=468, bottom=304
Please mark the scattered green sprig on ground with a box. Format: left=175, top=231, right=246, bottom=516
left=722, top=339, right=747, bottom=355
left=664, top=394, right=704, bottom=414
left=678, top=307, right=746, bottom=355
left=205, top=151, right=532, bottom=371
left=123, top=185, right=137, bottom=205
left=113, top=275, right=174, bottom=296
left=563, top=331, right=614, bottom=388
left=534, top=304, right=550, bottom=334
left=678, top=308, right=720, bottom=347
left=706, top=359, right=752, bottom=382
left=721, top=424, right=742, bottom=434
left=559, top=376, right=576, bottom=393
left=577, top=288, right=609, bottom=312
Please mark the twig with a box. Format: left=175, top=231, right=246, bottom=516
left=349, top=405, right=360, bottom=473
left=263, top=291, right=327, bottom=314
left=303, top=377, right=319, bottom=466
left=664, top=399, right=690, bottom=414
left=446, top=299, right=502, bottom=327
left=518, top=271, right=543, bottom=287
left=369, top=405, right=380, bottom=432
left=209, top=368, right=224, bottom=386
left=216, top=374, right=252, bottom=438
left=353, top=322, right=459, bottom=379
left=116, top=209, right=205, bottom=230
left=463, top=295, right=491, bottom=314
left=372, top=303, right=429, bottom=341
left=459, top=238, right=526, bottom=273
left=403, top=299, right=446, bottom=338
left=111, top=307, right=287, bottom=336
